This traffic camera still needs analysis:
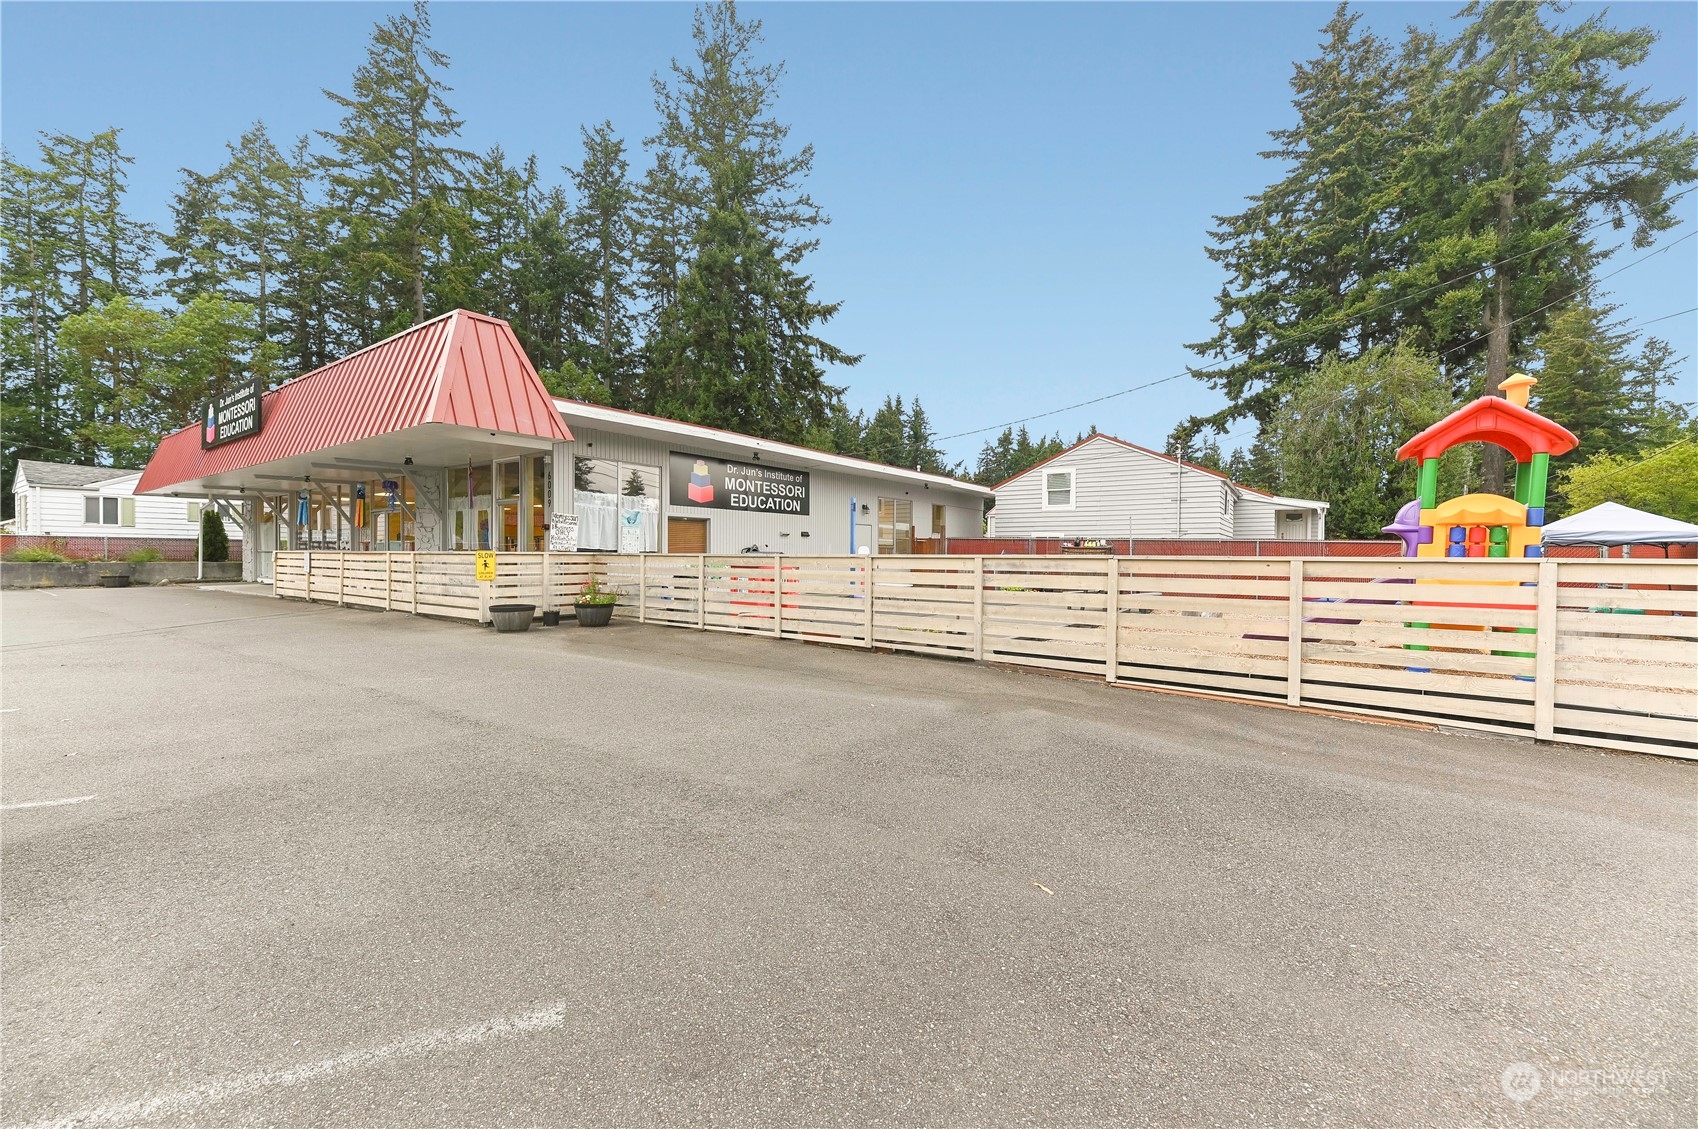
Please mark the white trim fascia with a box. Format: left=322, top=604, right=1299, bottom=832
left=554, top=400, right=994, bottom=497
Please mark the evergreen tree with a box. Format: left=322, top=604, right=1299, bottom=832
left=640, top=1, right=858, bottom=432
left=1, top=149, right=74, bottom=505
left=972, top=426, right=1069, bottom=486
left=647, top=163, right=850, bottom=442
left=157, top=168, right=229, bottom=308
left=1404, top=0, right=1697, bottom=493
left=1184, top=5, right=1413, bottom=437
left=569, top=122, right=639, bottom=405
left=318, top=0, right=471, bottom=336
left=202, top=506, right=231, bottom=562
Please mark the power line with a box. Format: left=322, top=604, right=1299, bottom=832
left=939, top=218, right=1697, bottom=447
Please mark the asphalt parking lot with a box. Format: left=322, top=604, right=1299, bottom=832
left=2, top=584, right=1693, bottom=1128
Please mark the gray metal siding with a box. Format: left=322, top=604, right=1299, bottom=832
left=991, top=438, right=1232, bottom=539
left=551, top=427, right=984, bottom=555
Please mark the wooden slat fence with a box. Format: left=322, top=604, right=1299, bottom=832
left=271, top=551, right=1696, bottom=759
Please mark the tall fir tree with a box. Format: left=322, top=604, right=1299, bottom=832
left=568, top=122, right=639, bottom=405
left=640, top=2, right=858, bottom=433
left=318, top=0, right=471, bottom=337
left=1397, top=0, right=1697, bottom=493
left=1184, top=5, right=1413, bottom=440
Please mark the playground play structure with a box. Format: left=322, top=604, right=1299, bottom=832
left=1382, top=373, right=1578, bottom=558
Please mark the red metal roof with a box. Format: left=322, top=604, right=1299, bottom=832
left=1395, top=396, right=1578, bottom=464
left=137, top=310, right=571, bottom=493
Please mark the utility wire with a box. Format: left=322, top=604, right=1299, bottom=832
left=939, top=216, right=1697, bottom=446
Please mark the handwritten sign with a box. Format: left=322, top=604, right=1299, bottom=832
left=546, top=513, right=578, bottom=553
left=475, top=550, right=496, bottom=582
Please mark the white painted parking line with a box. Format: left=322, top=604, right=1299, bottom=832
left=17, top=1003, right=570, bottom=1129
left=1, top=795, right=97, bottom=812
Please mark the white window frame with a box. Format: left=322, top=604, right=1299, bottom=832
left=85, top=495, right=121, bottom=526
left=1040, top=468, right=1076, bottom=511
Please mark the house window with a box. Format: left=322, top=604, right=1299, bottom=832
left=186, top=502, right=203, bottom=523
left=1041, top=469, right=1075, bottom=510
left=85, top=496, right=120, bottom=525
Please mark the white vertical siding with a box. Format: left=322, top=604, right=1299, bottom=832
left=549, top=425, right=986, bottom=555
left=990, top=437, right=1233, bottom=539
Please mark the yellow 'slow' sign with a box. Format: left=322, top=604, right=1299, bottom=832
left=475, top=550, right=496, bottom=582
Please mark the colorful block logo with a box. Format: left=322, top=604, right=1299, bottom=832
left=687, top=459, right=714, bottom=504
left=204, top=402, right=217, bottom=446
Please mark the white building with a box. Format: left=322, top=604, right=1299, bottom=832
left=989, top=434, right=1327, bottom=541
left=133, top=310, right=988, bottom=581
left=10, top=460, right=239, bottom=541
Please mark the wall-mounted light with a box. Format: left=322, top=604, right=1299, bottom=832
left=800, top=531, right=810, bottom=538
left=860, top=503, right=870, bottom=514
left=403, top=457, right=413, bottom=466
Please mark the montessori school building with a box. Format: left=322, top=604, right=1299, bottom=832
left=136, top=310, right=992, bottom=583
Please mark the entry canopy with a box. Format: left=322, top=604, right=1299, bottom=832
left=136, top=310, right=572, bottom=496
left=1539, top=501, right=1698, bottom=546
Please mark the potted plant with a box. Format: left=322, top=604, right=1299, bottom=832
left=574, top=579, right=618, bottom=627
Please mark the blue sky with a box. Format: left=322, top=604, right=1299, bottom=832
left=4, top=1, right=1694, bottom=467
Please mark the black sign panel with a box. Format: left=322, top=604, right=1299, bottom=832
left=669, top=452, right=810, bottom=516
left=201, top=379, right=264, bottom=449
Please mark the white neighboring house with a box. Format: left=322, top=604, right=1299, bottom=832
left=988, top=434, right=1328, bottom=541
left=10, top=460, right=240, bottom=541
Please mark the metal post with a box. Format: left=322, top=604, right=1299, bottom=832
left=772, top=554, right=783, bottom=637
left=1286, top=559, right=1304, bottom=706
left=1533, top=558, right=1558, bottom=740
left=1105, top=555, right=1119, bottom=683
left=196, top=508, right=204, bottom=581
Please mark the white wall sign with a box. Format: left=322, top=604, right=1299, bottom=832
left=547, top=513, right=578, bottom=553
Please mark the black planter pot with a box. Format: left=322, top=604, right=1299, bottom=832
left=98, top=574, right=132, bottom=588
left=541, top=609, right=561, bottom=627
left=488, top=603, right=536, bottom=633
left=574, top=601, right=615, bottom=627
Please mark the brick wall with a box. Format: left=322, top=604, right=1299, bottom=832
left=1, top=535, right=242, bottom=562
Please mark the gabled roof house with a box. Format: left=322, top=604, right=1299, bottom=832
left=989, top=434, right=1328, bottom=541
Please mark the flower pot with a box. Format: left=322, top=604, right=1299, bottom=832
left=574, top=601, right=615, bottom=627
left=98, top=574, right=131, bottom=588
left=541, top=609, right=561, bottom=627
left=488, top=603, right=536, bottom=633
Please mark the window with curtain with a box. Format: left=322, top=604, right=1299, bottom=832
left=574, top=457, right=659, bottom=552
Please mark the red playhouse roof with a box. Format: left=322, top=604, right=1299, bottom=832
left=1395, top=396, right=1578, bottom=464
left=137, top=310, right=571, bottom=494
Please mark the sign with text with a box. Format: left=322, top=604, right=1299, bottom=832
left=668, top=452, right=809, bottom=516
left=546, top=513, right=578, bottom=553
left=475, top=550, right=496, bottom=582
left=201, top=379, right=264, bottom=449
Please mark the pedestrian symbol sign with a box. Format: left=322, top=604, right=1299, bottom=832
left=475, top=551, right=496, bottom=582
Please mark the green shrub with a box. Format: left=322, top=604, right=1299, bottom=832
left=202, top=508, right=230, bottom=562
left=7, top=547, right=67, bottom=562
left=123, top=547, right=164, bottom=563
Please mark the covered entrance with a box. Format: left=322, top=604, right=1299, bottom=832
left=135, top=310, right=573, bottom=583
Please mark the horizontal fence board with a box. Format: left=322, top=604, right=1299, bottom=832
left=264, top=552, right=1696, bottom=759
